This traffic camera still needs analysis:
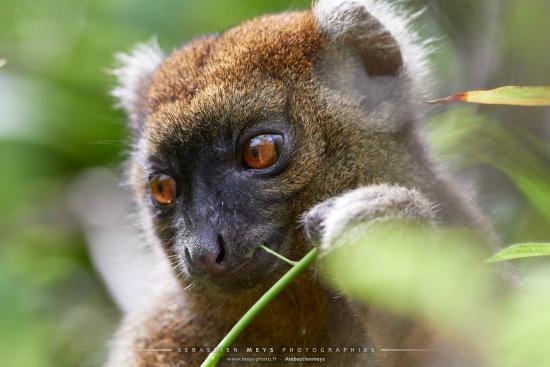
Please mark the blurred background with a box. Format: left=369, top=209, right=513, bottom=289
left=0, top=0, right=548, bottom=366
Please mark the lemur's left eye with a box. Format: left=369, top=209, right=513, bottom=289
left=242, top=134, right=283, bottom=169
left=150, top=174, right=176, bottom=207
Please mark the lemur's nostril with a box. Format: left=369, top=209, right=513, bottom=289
left=185, top=235, right=227, bottom=275
left=184, top=247, right=192, bottom=262
left=216, top=234, right=226, bottom=264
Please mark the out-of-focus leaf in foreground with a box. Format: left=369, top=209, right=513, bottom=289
left=428, top=86, right=550, bottom=106
left=0, top=58, right=6, bottom=68
left=320, top=222, right=550, bottom=367
left=320, top=223, right=498, bottom=337
left=489, top=269, right=550, bottom=367
left=486, top=243, right=550, bottom=263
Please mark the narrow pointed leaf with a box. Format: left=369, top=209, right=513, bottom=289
left=428, top=86, right=550, bottom=106
left=486, top=243, right=550, bottom=263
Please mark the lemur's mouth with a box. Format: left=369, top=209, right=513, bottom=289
left=183, top=230, right=290, bottom=291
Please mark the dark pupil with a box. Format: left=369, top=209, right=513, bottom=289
left=250, top=136, right=276, bottom=155
left=250, top=145, right=259, bottom=158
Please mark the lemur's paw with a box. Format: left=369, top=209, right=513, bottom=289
left=303, top=184, right=436, bottom=253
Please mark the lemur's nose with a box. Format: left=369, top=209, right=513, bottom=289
left=187, top=234, right=227, bottom=275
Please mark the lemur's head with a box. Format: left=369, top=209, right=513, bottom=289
left=113, top=0, right=428, bottom=290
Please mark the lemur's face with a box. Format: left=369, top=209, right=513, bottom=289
left=139, top=82, right=323, bottom=290
left=121, top=6, right=411, bottom=290
left=131, top=14, right=327, bottom=290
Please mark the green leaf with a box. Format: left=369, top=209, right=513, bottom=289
left=486, top=243, right=550, bottom=263
left=321, top=223, right=497, bottom=338
left=428, top=86, right=550, bottom=106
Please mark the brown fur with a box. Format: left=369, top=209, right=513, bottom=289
left=108, top=7, right=493, bottom=367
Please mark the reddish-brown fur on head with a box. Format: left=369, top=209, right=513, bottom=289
left=147, top=12, right=322, bottom=111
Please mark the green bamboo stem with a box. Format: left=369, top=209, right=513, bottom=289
left=200, top=247, right=319, bottom=367
left=258, top=244, right=298, bottom=266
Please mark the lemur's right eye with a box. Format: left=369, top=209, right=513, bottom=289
left=150, top=174, right=176, bottom=207
left=242, top=134, right=283, bottom=170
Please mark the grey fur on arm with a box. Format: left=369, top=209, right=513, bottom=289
left=303, top=184, right=437, bottom=254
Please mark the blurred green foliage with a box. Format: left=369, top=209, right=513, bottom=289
left=322, top=223, right=550, bottom=367
left=0, top=0, right=548, bottom=366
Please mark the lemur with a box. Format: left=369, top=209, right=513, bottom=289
left=107, top=0, right=495, bottom=365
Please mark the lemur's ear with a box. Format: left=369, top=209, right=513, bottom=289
left=313, top=0, right=403, bottom=76
left=313, top=0, right=429, bottom=131
left=111, top=39, right=165, bottom=131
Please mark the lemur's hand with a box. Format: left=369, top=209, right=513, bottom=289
left=303, top=184, right=436, bottom=254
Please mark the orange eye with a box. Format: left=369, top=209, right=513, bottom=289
left=242, top=134, right=283, bottom=169
left=150, top=174, right=176, bottom=207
